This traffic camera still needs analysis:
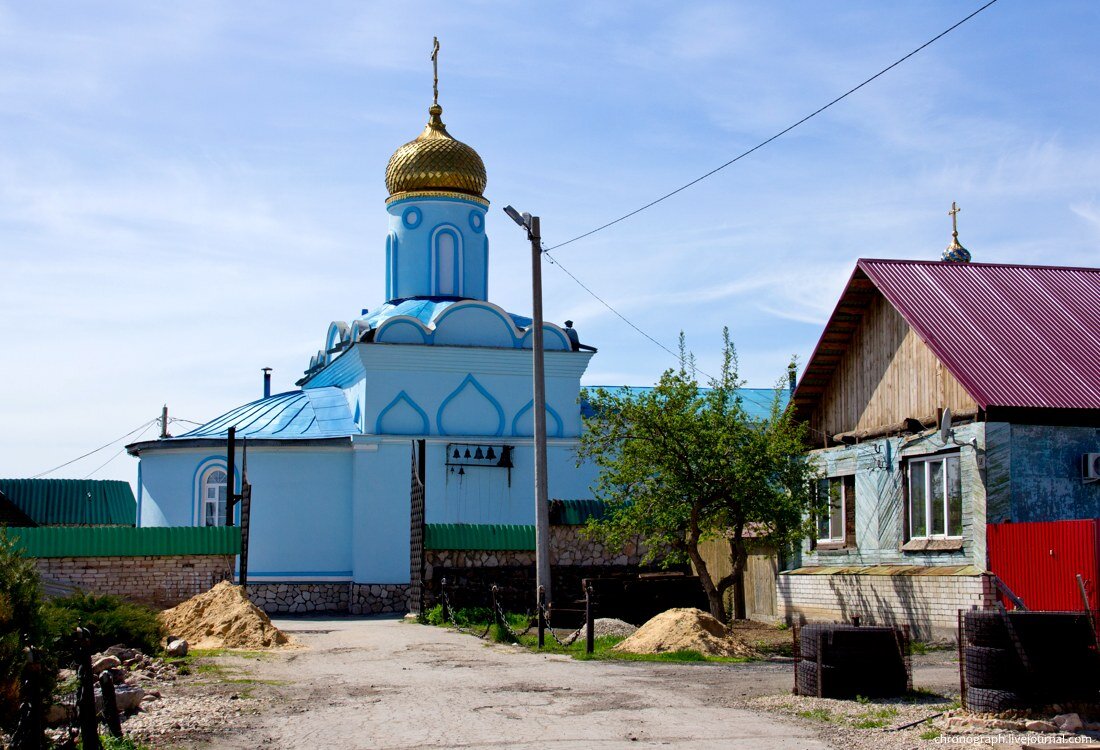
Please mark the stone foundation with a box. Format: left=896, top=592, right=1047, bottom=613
left=777, top=568, right=997, bottom=641
left=246, top=582, right=411, bottom=615
left=35, top=555, right=234, bottom=608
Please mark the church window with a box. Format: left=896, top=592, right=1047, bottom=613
left=201, top=468, right=228, bottom=527
left=434, top=229, right=461, bottom=296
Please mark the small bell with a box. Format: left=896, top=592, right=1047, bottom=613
left=458, top=466, right=465, bottom=476
left=474, top=447, right=484, bottom=460
left=464, top=448, right=471, bottom=459
left=452, top=448, right=460, bottom=459
left=486, top=447, right=496, bottom=460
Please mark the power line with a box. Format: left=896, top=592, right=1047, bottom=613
left=545, top=0, right=1000, bottom=252
left=83, top=421, right=159, bottom=479
left=32, top=418, right=158, bottom=479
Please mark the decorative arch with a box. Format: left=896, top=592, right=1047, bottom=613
left=191, top=456, right=239, bottom=527
left=429, top=224, right=463, bottom=296
left=511, top=399, right=565, bottom=438
left=326, top=321, right=350, bottom=353
left=436, top=374, right=505, bottom=436
left=375, top=391, right=430, bottom=435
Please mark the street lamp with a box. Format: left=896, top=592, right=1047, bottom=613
left=503, top=205, right=553, bottom=608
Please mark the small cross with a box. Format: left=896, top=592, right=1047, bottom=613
left=431, top=37, right=440, bottom=106
left=948, top=201, right=961, bottom=237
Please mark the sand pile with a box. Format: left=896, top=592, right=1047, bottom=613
left=160, top=581, right=290, bottom=650
left=612, top=608, right=757, bottom=657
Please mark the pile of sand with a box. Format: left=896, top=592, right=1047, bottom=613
left=160, top=581, right=290, bottom=650
left=612, top=608, right=757, bottom=658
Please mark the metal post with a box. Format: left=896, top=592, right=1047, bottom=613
left=160, top=405, right=169, bottom=439
left=98, top=672, right=122, bottom=738
left=585, top=582, right=595, bottom=654
left=529, top=215, right=552, bottom=606
left=537, top=585, right=546, bottom=648
left=225, top=427, right=236, bottom=527
left=75, top=629, right=99, bottom=750
left=440, top=578, right=450, bottom=623
left=491, top=585, right=502, bottom=634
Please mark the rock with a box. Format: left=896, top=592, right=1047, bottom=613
left=1054, top=713, right=1084, bottom=732
left=92, top=655, right=121, bottom=674
left=46, top=703, right=74, bottom=726
left=166, top=639, right=189, bottom=657
left=95, top=685, right=146, bottom=714
left=1026, top=720, right=1059, bottom=733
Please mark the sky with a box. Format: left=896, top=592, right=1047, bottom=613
left=1, top=1, right=1098, bottom=489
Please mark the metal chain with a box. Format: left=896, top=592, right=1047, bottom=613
left=539, top=602, right=582, bottom=648
left=440, top=585, right=492, bottom=639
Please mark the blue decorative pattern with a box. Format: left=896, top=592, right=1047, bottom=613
left=436, top=374, right=505, bottom=436
left=511, top=399, right=564, bottom=438
left=375, top=391, right=430, bottom=435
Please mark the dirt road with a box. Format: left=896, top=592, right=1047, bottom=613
left=213, top=616, right=833, bottom=749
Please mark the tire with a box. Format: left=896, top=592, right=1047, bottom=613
left=964, top=687, right=1023, bottom=713
left=964, top=646, right=1023, bottom=689
left=963, top=610, right=1011, bottom=648
left=795, top=660, right=819, bottom=696
left=799, top=624, right=861, bottom=660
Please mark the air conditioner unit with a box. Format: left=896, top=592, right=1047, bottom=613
left=1084, top=453, right=1100, bottom=483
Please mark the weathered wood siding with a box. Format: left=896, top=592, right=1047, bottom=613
left=695, top=538, right=778, bottom=621
left=813, top=293, right=978, bottom=436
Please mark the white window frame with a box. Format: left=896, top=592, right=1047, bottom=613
left=201, top=467, right=228, bottom=527
left=816, top=476, right=852, bottom=544
left=907, top=453, right=962, bottom=540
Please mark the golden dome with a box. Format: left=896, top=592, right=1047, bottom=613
left=385, top=104, right=487, bottom=198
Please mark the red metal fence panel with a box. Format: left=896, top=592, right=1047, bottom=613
left=987, top=519, right=1100, bottom=611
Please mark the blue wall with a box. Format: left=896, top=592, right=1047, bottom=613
left=386, top=195, right=488, bottom=301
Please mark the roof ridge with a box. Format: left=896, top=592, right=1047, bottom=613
left=859, top=257, right=1100, bottom=273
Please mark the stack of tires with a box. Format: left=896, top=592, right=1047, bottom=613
left=796, top=623, right=909, bottom=698
left=963, top=610, right=1100, bottom=712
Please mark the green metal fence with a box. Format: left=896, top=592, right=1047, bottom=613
left=2, top=525, right=241, bottom=558
left=425, top=524, right=535, bottom=551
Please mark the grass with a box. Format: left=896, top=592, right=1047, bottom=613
left=80, top=737, right=153, bottom=750
left=796, top=707, right=834, bottom=722
left=190, top=648, right=270, bottom=659
left=851, top=705, right=899, bottom=729
left=920, top=728, right=942, bottom=740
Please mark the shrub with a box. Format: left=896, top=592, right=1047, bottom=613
left=43, top=592, right=164, bottom=658
left=0, top=529, right=51, bottom=733
left=422, top=604, right=493, bottom=628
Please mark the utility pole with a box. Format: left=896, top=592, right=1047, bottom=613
left=504, top=206, right=552, bottom=606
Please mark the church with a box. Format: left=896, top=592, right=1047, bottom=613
left=127, top=66, right=601, bottom=613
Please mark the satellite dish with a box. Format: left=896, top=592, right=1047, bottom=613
left=939, top=408, right=953, bottom=443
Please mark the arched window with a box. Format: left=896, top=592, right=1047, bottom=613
left=201, top=468, right=228, bottom=527
left=433, top=228, right=462, bottom=296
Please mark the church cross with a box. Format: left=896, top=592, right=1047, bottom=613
left=948, top=201, right=961, bottom=238
left=431, top=37, right=440, bottom=106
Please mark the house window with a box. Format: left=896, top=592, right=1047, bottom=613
left=907, top=453, right=962, bottom=539
left=816, top=475, right=855, bottom=546
left=201, top=468, right=228, bottom=527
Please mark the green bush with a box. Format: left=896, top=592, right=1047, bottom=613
left=422, top=604, right=496, bottom=628
left=43, top=592, right=164, bottom=658
left=0, top=529, right=52, bottom=733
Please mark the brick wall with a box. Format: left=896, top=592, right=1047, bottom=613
left=777, top=570, right=996, bottom=641
left=35, top=555, right=234, bottom=608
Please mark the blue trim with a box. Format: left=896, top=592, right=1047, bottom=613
left=402, top=206, right=422, bottom=229
left=246, top=571, right=353, bottom=578
left=430, top=224, right=463, bottom=296
left=520, top=325, right=572, bottom=351
left=376, top=390, right=430, bottom=435
left=136, top=463, right=143, bottom=527
left=483, top=236, right=489, bottom=299
left=375, top=318, right=430, bottom=344
left=436, top=374, right=506, bottom=436
left=390, top=232, right=398, bottom=299
left=388, top=194, right=486, bottom=209
left=191, top=456, right=241, bottom=527
left=432, top=301, right=519, bottom=344
left=511, top=400, right=565, bottom=438
left=385, top=234, right=393, bottom=298
left=468, top=209, right=484, bottom=233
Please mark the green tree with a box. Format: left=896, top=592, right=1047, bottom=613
left=578, top=330, right=819, bottom=622
left=0, top=529, right=51, bottom=733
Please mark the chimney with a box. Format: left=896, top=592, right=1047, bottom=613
left=262, top=368, right=272, bottom=398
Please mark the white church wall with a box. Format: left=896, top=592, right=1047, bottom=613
left=350, top=437, right=412, bottom=584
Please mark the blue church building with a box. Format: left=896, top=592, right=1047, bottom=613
left=128, top=91, right=600, bottom=613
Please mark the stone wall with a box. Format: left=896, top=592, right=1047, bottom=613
left=246, top=582, right=411, bottom=615
left=425, top=526, right=643, bottom=578
left=35, top=555, right=234, bottom=608
left=777, top=569, right=996, bottom=641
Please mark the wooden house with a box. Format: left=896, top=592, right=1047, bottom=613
left=783, top=257, right=1100, bottom=639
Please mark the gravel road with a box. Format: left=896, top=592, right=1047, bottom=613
left=211, top=615, right=834, bottom=750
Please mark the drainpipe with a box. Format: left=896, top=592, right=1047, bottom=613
left=262, top=368, right=272, bottom=398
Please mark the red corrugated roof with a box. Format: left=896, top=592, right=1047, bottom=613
left=857, top=259, right=1100, bottom=410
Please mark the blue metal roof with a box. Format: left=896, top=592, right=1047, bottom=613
left=361, top=297, right=533, bottom=331
left=581, top=386, right=790, bottom=422
left=174, top=387, right=358, bottom=440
